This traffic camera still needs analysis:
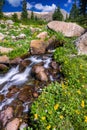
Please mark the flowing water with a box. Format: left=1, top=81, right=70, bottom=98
left=0, top=54, right=53, bottom=111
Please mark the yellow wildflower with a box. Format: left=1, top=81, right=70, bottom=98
left=54, top=104, right=59, bottom=110
left=81, top=100, right=85, bottom=108
left=34, top=114, right=38, bottom=120
left=59, top=115, right=64, bottom=119
left=77, top=90, right=81, bottom=95
left=75, top=110, right=80, bottom=114
left=48, top=111, right=52, bottom=114
left=84, top=116, right=87, bottom=123
left=41, top=116, right=46, bottom=120
left=46, top=125, right=51, bottom=129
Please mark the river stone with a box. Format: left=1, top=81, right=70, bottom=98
left=37, top=31, right=48, bottom=39
left=75, top=32, right=87, bottom=55
left=5, top=118, right=20, bottom=130
left=0, top=107, right=13, bottom=126
left=10, top=57, right=22, bottom=65
left=30, top=40, right=47, bottom=54
left=18, top=85, right=33, bottom=102
left=0, top=55, right=9, bottom=63
left=19, top=60, right=31, bottom=72
left=47, top=21, right=85, bottom=37
left=0, top=94, right=4, bottom=102
left=32, top=65, right=48, bottom=82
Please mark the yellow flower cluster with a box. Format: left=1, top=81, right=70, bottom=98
left=59, top=115, right=64, bottom=119
left=81, top=100, right=85, bottom=108
left=77, top=90, right=81, bottom=95
left=46, top=125, right=51, bottom=129
left=54, top=104, right=59, bottom=110
left=34, top=114, right=38, bottom=120
left=41, top=116, right=46, bottom=120
left=84, top=116, right=87, bottom=123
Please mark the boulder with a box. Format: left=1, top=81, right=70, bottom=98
left=32, top=65, right=48, bottom=82
left=0, top=46, right=13, bottom=53
left=0, top=107, right=13, bottom=126
left=30, top=40, right=47, bottom=54
left=5, top=118, right=20, bottom=130
left=47, top=21, right=85, bottom=37
left=0, top=33, right=4, bottom=41
left=37, top=31, right=48, bottom=39
left=0, top=55, right=9, bottom=63
left=75, top=32, right=87, bottom=55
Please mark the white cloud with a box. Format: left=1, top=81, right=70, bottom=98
left=68, top=0, right=72, bottom=3
left=27, top=2, right=33, bottom=9
left=7, top=0, right=22, bottom=7
left=35, top=3, right=57, bottom=12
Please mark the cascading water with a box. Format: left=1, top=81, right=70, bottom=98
left=0, top=54, right=52, bottom=111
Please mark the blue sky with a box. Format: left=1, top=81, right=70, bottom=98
left=3, top=0, right=74, bottom=13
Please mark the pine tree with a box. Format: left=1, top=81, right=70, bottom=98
left=69, top=0, right=79, bottom=21
left=31, top=11, right=34, bottom=20
left=0, top=0, right=4, bottom=18
left=52, top=6, right=63, bottom=21
left=12, top=13, right=19, bottom=22
left=21, top=0, right=28, bottom=20
left=79, top=0, right=87, bottom=16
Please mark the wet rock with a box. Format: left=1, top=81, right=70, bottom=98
left=33, top=92, right=39, bottom=98
left=30, top=40, right=47, bottom=54
left=10, top=100, right=23, bottom=117
left=32, top=65, right=48, bottom=81
left=0, top=107, right=13, bottom=126
left=0, top=55, right=9, bottom=63
left=37, top=31, right=48, bottom=39
left=75, top=32, right=87, bottom=55
left=51, top=61, right=58, bottom=70
left=10, top=57, right=22, bottom=65
left=6, top=86, right=19, bottom=98
left=19, top=60, right=31, bottom=72
left=0, top=94, right=4, bottom=102
left=47, top=21, right=85, bottom=37
left=0, top=64, right=8, bottom=71
left=0, top=33, right=4, bottom=41
left=18, top=85, right=33, bottom=102
left=5, top=118, right=20, bottom=130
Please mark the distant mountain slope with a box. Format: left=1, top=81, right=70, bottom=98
left=4, top=9, right=69, bottom=21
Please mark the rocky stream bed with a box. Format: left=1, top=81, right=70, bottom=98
left=0, top=50, right=64, bottom=130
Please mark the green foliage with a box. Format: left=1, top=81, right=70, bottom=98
left=69, top=1, right=79, bottom=21
left=29, top=35, right=87, bottom=130
left=21, top=0, right=28, bottom=20
left=52, top=6, right=64, bottom=21
left=12, top=13, right=20, bottom=22
left=0, top=24, right=6, bottom=28
left=31, top=11, right=34, bottom=20
left=79, top=0, right=87, bottom=16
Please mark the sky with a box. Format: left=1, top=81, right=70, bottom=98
left=3, top=0, right=74, bottom=13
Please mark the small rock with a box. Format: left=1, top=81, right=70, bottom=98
left=17, top=34, right=26, bottom=39
left=0, top=33, right=4, bottom=41
left=30, top=40, right=47, bottom=54
left=10, top=57, right=22, bottom=65
left=6, top=20, right=14, bottom=25
left=37, top=31, right=48, bottom=39
left=5, top=118, right=20, bottom=130
left=0, top=94, right=4, bottom=102
left=0, top=107, right=13, bottom=126
left=0, top=55, right=9, bottom=63
left=33, top=92, right=38, bottom=98
left=0, top=64, right=8, bottom=71
left=0, top=46, right=13, bottom=53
